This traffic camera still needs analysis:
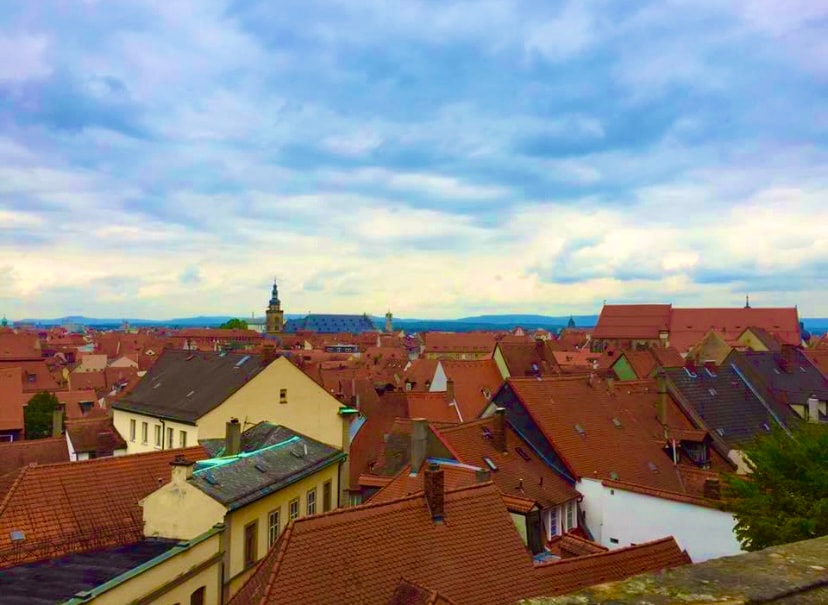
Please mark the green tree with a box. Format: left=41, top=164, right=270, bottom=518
left=219, top=318, right=248, bottom=330
left=726, top=424, right=828, bottom=551
left=24, top=391, right=60, bottom=440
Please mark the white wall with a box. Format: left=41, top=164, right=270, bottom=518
left=429, top=363, right=447, bottom=392
left=578, top=477, right=743, bottom=562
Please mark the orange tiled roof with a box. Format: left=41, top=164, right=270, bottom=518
left=669, top=308, right=800, bottom=353
left=496, top=341, right=558, bottom=378
left=441, top=359, right=503, bottom=419
left=803, top=349, right=828, bottom=377
left=532, top=536, right=690, bottom=595
left=505, top=376, right=687, bottom=491
left=55, top=389, right=99, bottom=419
left=593, top=305, right=672, bottom=340
left=0, top=333, right=41, bottom=361
left=406, top=392, right=461, bottom=423
left=438, top=418, right=579, bottom=508
left=547, top=533, right=608, bottom=558
left=422, top=332, right=496, bottom=356
left=229, top=483, right=540, bottom=605
left=369, top=462, right=480, bottom=504
left=403, top=359, right=438, bottom=391
left=0, top=437, right=69, bottom=476
left=0, top=367, right=26, bottom=432
left=64, top=416, right=127, bottom=454
left=0, top=445, right=209, bottom=567
left=0, top=360, right=60, bottom=394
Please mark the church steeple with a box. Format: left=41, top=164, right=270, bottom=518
left=384, top=310, right=393, bottom=333
left=266, top=277, right=285, bottom=334
left=744, top=294, right=751, bottom=309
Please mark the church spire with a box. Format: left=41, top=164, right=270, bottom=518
left=744, top=294, right=751, bottom=309
left=266, top=277, right=285, bottom=334
left=270, top=277, right=281, bottom=308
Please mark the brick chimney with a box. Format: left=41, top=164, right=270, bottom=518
left=475, top=468, right=491, bottom=483
left=493, top=407, right=507, bottom=453
left=225, top=418, right=242, bottom=456
left=424, top=463, right=445, bottom=522
left=446, top=378, right=455, bottom=402
left=656, top=371, right=668, bottom=426
left=52, top=407, right=64, bottom=438
left=410, top=418, right=428, bottom=472
left=780, top=345, right=797, bottom=374
left=807, top=396, right=820, bottom=424
left=170, top=455, right=194, bottom=485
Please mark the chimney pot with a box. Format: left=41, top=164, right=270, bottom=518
left=424, top=463, right=445, bottom=522
left=493, top=407, right=507, bottom=453
left=225, top=418, right=242, bottom=457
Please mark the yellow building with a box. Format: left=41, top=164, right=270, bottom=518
left=141, top=421, right=345, bottom=601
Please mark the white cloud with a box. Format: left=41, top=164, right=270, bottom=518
left=525, top=3, right=594, bottom=62
left=0, top=33, right=51, bottom=82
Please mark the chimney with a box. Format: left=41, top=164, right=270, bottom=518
left=170, top=455, right=195, bottom=485
left=475, top=468, right=491, bottom=483
left=780, top=345, right=797, bottom=374
left=225, top=418, right=241, bottom=457
left=446, top=378, right=455, bottom=402
left=410, top=418, right=428, bottom=472
left=52, top=407, right=64, bottom=438
left=493, top=407, right=507, bottom=453
left=656, top=371, right=667, bottom=426
left=703, top=478, right=721, bottom=500
left=261, top=343, right=277, bottom=366
left=424, top=463, right=445, bottom=522
left=807, top=396, right=820, bottom=424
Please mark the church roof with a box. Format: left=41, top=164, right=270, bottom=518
left=284, top=314, right=378, bottom=334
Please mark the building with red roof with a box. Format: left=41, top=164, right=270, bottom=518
left=421, top=332, right=496, bottom=360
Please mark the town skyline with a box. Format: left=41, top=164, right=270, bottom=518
left=1, top=1, right=827, bottom=319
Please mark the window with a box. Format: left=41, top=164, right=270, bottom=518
left=307, top=488, right=316, bottom=515
left=564, top=501, right=575, bottom=531
left=279, top=388, right=287, bottom=404
left=190, top=586, right=205, bottom=605
left=129, top=419, right=136, bottom=442
left=289, top=498, right=299, bottom=520
left=268, top=510, right=280, bottom=546
left=549, top=507, right=558, bottom=537
left=154, top=425, right=161, bottom=447
left=180, top=430, right=187, bottom=448
left=141, top=422, right=148, bottom=444
left=323, top=480, right=332, bottom=512
left=244, top=521, right=258, bottom=568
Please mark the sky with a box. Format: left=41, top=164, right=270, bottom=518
left=1, top=0, right=827, bottom=320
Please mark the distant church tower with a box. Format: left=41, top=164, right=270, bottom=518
left=266, top=278, right=285, bottom=334
left=384, top=310, right=393, bottom=333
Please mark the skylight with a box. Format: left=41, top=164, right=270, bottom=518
left=574, top=423, right=585, bottom=436
left=235, top=355, right=251, bottom=367
left=612, top=417, right=622, bottom=428
left=716, top=428, right=726, bottom=437
left=684, top=367, right=698, bottom=378
left=708, top=388, right=717, bottom=397
left=647, top=461, right=659, bottom=473
left=515, top=447, right=531, bottom=462
left=482, top=456, right=498, bottom=471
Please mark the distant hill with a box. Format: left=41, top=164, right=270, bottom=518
left=12, top=314, right=827, bottom=335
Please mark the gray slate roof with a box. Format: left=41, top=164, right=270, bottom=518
left=193, top=424, right=344, bottom=510
left=665, top=365, right=790, bottom=448
left=112, top=350, right=267, bottom=423
left=284, top=313, right=378, bottom=334
left=727, top=350, right=828, bottom=409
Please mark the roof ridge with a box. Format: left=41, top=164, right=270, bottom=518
left=0, top=465, right=27, bottom=518
left=435, top=417, right=492, bottom=433
left=535, top=536, right=679, bottom=569
left=17, top=445, right=206, bottom=472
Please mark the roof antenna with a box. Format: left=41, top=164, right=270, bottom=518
left=744, top=294, right=751, bottom=309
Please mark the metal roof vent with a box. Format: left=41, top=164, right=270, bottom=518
left=10, top=530, right=25, bottom=542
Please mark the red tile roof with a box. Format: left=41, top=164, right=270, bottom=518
left=64, top=416, right=127, bottom=454
left=441, top=359, right=503, bottom=419
left=593, top=305, right=672, bottom=340
left=369, top=463, right=480, bottom=504
left=531, top=537, right=690, bottom=596
left=403, top=359, right=439, bottom=390
left=55, top=389, right=99, bottom=419
left=669, top=308, right=800, bottom=353
left=0, top=437, right=69, bottom=476
left=0, top=360, right=60, bottom=393
left=0, top=367, right=26, bottom=432
left=0, top=333, right=42, bottom=361
left=229, top=483, right=540, bottom=605
left=496, top=341, right=559, bottom=378
left=406, top=392, right=461, bottom=423
left=438, top=418, right=579, bottom=508
left=505, top=376, right=687, bottom=491
left=803, top=349, right=828, bottom=377
left=0, top=445, right=209, bottom=567
left=547, top=533, right=608, bottom=558
left=422, top=332, right=496, bottom=357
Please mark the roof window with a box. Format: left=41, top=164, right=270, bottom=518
left=204, top=472, right=219, bottom=486
left=647, top=461, right=659, bottom=473
left=704, top=367, right=717, bottom=378
left=515, top=447, right=531, bottom=462
left=708, top=388, right=717, bottom=397
left=482, top=456, right=498, bottom=472
left=716, top=428, right=726, bottom=437
left=609, top=471, right=619, bottom=480
left=10, top=530, right=25, bottom=542
left=684, top=367, right=698, bottom=379
left=235, top=355, right=251, bottom=367
left=612, top=417, right=622, bottom=428
left=481, top=426, right=492, bottom=439
left=574, top=423, right=586, bottom=436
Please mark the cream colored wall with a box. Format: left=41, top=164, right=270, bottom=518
left=729, top=449, right=751, bottom=475
left=142, top=479, right=226, bottom=541
left=225, top=462, right=340, bottom=592
left=198, top=357, right=346, bottom=448
left=113, top=409, right=197, bottom=455
left=84, top=530, right=222, bottom=605
left=510, top=512, right=528, bottom=544
left=493, top=346, right=511, bottom=380
left=109, top=356, right=139, bottom=368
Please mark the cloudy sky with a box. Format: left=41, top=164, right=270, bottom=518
left=1, top=0, right=826, bottom=320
